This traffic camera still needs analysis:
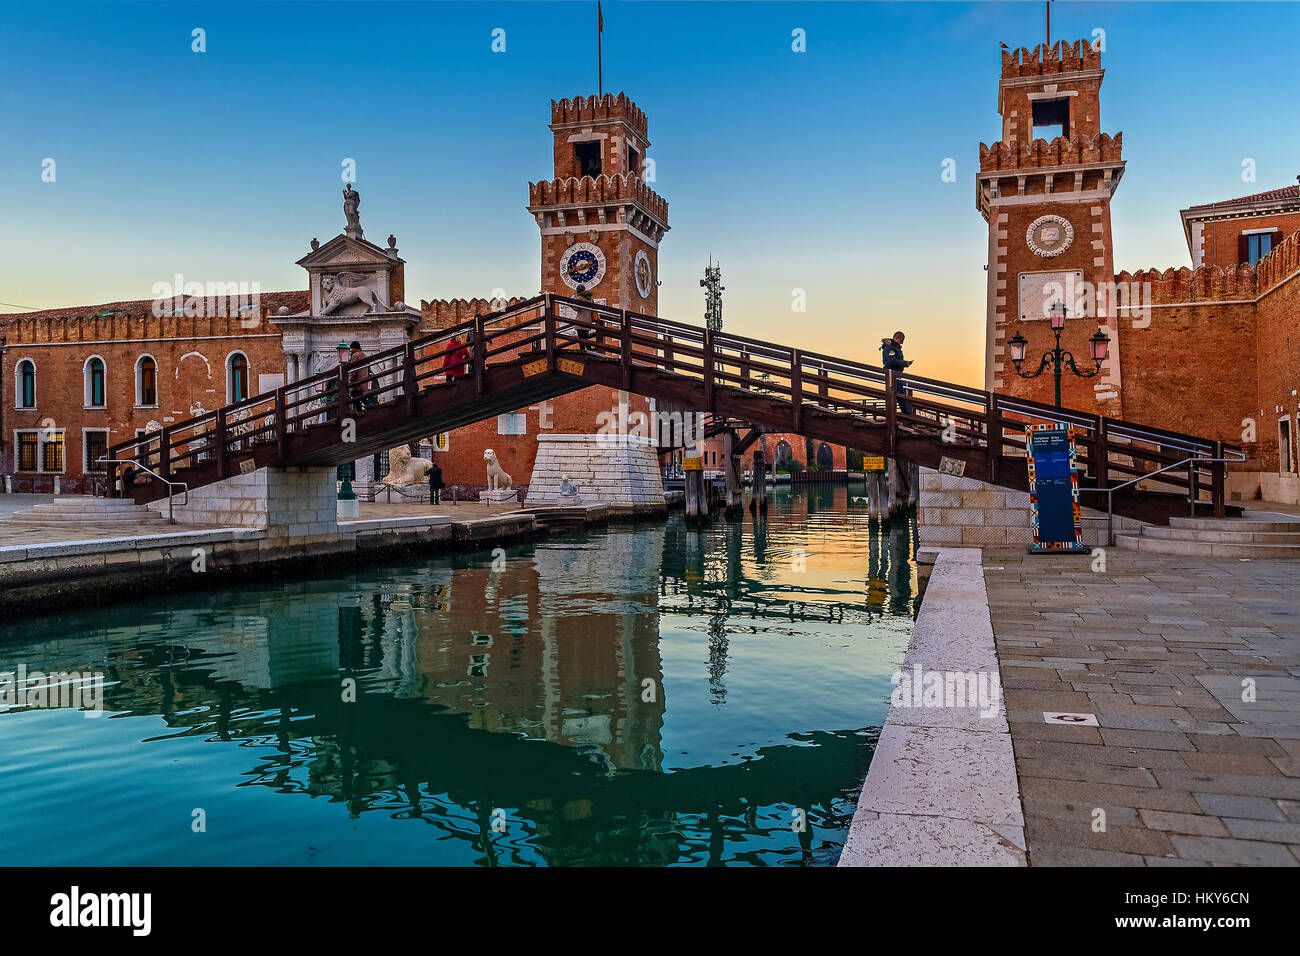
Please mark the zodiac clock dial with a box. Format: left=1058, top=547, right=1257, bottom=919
left=1026, top=214, right=1074, bottom=258
left=559, top=242, right=606, bottom=290
left=634, top=250, right=653, bottom=298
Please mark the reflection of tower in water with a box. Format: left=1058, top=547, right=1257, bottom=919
left=404, top=529, right=668, bottom=775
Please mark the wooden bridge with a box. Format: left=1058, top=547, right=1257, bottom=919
left=108, top=294, right=1240, bottom=524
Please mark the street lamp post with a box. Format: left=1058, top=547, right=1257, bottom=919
left=336, top=340, right=359, bottom=517
left=1007, top=301, right=1110, bottom=409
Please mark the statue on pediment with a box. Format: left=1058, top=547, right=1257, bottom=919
left=320, top=272, right=388, bottom=315
left=343, top=184, right=363, bottom=239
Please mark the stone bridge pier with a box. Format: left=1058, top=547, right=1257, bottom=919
left=148, top=466, right=342, bottom=548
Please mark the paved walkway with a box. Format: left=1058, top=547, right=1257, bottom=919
left=983, top=547, right=1300, bottom=865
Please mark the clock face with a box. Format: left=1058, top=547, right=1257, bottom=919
left=634, top=250, right=653, bottom=298
left=1026, top=214, right=1074, bottom=258
left=559, top=242, right=606, bottom=290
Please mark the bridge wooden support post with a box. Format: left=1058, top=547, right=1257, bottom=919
left=791, top=349, right=803, bottom=433
left=1094, top=415, right=1109, bottom=490
left=545, top=297, right=557, bottom=372
left=158, top=426, right=172, bottom=481
left=620, top=310, right=631, bottom=390
left=276, top=388, right=288, bottom=460
left=1212, top=439, right=1226, bottom=519
left=723, top=430, right=743, bottom=519
left=474, top=315, right=487, bottom=396
left=985, top=393, right=1000, bottom=485
left=214, top=408, right=228, bottom=479
left=884, top=369, right=897, bottom=457
left=404, top=343, right=417, bottom=416
left=751, top=449, right=768, bottom=512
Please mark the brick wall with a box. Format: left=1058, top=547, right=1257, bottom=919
left=3, top=296, right=303, bottom=482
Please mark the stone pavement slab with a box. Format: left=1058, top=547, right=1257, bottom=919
left=983, top=547, right=1300, bottom=866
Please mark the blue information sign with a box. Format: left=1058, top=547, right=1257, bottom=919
left=1025, top=424, right=1088, bottom=553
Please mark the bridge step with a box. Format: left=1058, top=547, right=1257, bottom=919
left=1118, top=513, right=1300, bottom=557
left=1142, top=526, right=1300, bottom=544
left=1168, top=516, right=1300, bottom=532
left=1, top=498, right=168, bottom=527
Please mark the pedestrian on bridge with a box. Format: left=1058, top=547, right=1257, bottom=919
left=348, top=341, right=376, bottom=413
left=425, top=461, right=445, bottom=504
left=573, top=285, right=595, bottom=346
left=880, top=331, right=914, bottom=417
left=443, top=335, right=471, bottom=380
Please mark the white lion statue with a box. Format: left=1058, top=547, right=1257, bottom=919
left=319, top=272, right=389, bottom=315
left=484, top=448, right=513, bottom=492
left=384, top=445, right=433, bottom=486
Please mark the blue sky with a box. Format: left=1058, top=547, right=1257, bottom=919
left=3, top=1, right=1297, bottom=384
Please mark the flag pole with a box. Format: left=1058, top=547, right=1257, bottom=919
left=597, top=2, right=604, bottom=96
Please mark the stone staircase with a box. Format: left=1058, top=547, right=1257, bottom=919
left=1115, top=516, right=1300, bottom=558
left=1, top=497, right=170, bottom=528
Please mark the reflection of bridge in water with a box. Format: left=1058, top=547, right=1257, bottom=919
left=1, top=510, right=892, bottom=865
left=659, top=486, right=916, bottom=709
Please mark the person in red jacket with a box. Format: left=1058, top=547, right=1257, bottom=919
left=442, top=335, right=471, bottom=380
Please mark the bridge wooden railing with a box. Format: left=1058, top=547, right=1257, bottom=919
left=107, top=293, right=1241, bottom=517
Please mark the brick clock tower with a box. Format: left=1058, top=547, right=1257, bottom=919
left=977, top=40, right=1125, bottom=416
left=522, top=92, right=671, bottom=504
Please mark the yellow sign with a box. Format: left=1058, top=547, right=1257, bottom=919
left=683, top=457, right=702, bottom=472
left=522, top=359, right=547, bottom=378
left=862, top=456, right=885, bottom=472
left=557, top=358, right=585, bottom=376
left=432, top=433, right=449, bottom=452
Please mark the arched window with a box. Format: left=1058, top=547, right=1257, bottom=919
left=15, top=360, right=35, bottom=409
left=135, top=355, right=158, bottom=407
left=775, top=440, right=793, bottom=464
left=816, top=442, right=834, bottom=469
left=227, top=352, right=249, bottom=403
left=84, top=356, right=106, bottom=408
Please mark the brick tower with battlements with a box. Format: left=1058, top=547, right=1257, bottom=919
left=978, top=39, right=1125, bottom=416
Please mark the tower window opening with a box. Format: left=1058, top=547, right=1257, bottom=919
left=574, top=141, right=602, bottom=178
left=627, top=145, right=639, bottom=178
left=1031, top=98, right=1070, bottom=140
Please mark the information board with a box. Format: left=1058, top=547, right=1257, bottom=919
left=1024, top=423, right=1087, bottom=553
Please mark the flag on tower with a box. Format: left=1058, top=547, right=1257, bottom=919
left=597, top=2, right=604, bottom=95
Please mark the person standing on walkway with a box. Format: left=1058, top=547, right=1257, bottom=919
left=425, top=461, right=445, bottom=504
left=880, top=330, right=914, bottom=417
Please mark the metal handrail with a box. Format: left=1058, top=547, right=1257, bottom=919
left=1080, top=452, right=1247, bottom=546
left=96, top=456, right=189, bottom=524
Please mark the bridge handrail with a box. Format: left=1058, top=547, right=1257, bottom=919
left=102, top=299, right=1242, bottom=519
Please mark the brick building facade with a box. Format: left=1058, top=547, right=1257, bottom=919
left=980, top=40, right=1300, bottom=503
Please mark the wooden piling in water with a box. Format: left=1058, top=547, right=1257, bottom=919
left=751, top=449, right=768, bottom=512
left=723, top=432, right=743, bottom=519
left=684, top=454, right=708, bottom=524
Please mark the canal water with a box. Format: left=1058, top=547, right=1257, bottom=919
left=0, top=486, right=916, bottom=866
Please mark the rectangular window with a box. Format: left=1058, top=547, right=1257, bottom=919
left=574, top=141, right=602, bottom=178
left=1281, top=419, right=1294, bottom=474
left=1031, top=98, right=1070, bottom=140
left=17, top=432, right=38, bottom=472
left=42, top=433, right=64, bottom=473
left=140, top=366, right=157, bottom=405
left=627, top=145, right=639, bottom=178
left=1240, top=230, right=1285, bottom=266
left=85, top=431, right=109, bottom=472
